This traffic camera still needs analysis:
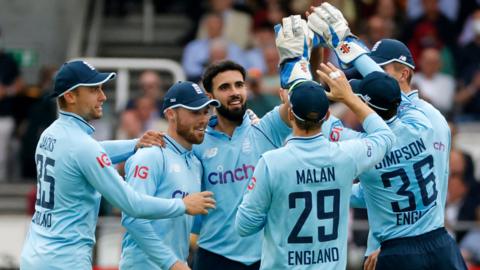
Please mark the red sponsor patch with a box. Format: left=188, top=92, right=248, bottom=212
left=329, top=126, right=343, bottom=142
left=96, top=153, right=111, bottom=168
left=133, top=165, right=149, bottom=180
left=247, top=177, right=257, bottom=190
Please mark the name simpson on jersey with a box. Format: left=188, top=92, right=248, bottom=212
left=375, top=138, right=427, bottom=170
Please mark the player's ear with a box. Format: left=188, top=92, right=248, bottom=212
left=324, top=110, right=330, bottom=121
left=288, top=107, right=295, bottom=122
left=164, top=108, right=175, bottom=121
left=63, top=91, right=77, bottom=105
left=206, top=91, right=214, bottom=100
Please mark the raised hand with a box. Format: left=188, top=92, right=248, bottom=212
left=135, top=130, right=166, bottom=150
left=275, top=15, right=317, bottom=88
left=307, top=3, right=368, bottom=65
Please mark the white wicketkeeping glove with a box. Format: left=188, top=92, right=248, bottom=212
left=275, top=15, right=319, bottom=89
left=307, top=2, right=368, bottom=65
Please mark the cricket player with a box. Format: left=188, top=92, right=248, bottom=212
left=20, top=61, right=215, bottom=270
left=120, top=81, right=220, bottom=270
left=352, top=39, right=453, bottom=269
left=235, top=60, right=395, bottom=269
left=307, top=4, right=466, bottom=269
left=191, top=14, right=321, bottom=270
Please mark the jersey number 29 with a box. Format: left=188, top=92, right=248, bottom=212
left=288, top=189, right=340, bottom=243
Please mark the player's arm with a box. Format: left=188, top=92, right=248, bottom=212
left=99, top=139, right=137, bottom=164
left=235, top=157, right=272, bottom=236
left=121, top=150, right=183, bottom=269
left=76, top=142, right=214, bottom=219
left=317, top=63, right=395, bottom=176
left=350, top=182, right=367, bottom=208
left=321, top=113, right=366, bottom=142
left=275, top=15, right=319, bottom=127
left=99, top=130, right=166, bottom=163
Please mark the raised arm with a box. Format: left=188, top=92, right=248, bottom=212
left=235, top=157, right=272, bottom=236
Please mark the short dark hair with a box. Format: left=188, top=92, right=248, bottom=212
left=201, top=60, right=246, bottom=93
left=57, top=88, right=78, bottom=109
left=294, top=115, right=322, bottom=132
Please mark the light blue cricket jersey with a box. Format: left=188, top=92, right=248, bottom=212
left=20, top=111, right=186, bottom=270
left=406, top=90, right=451, bottom=211
left=120, top=135, right=202, bottom=270
left=235, top=113, right=395, bottom=270
left=323, top=100, right=443, bottom=244
left=349, top=92, right=452, bottom=256
left=192, top=106, right=291, bottom=264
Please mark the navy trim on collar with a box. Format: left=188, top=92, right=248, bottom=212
left=407, top=90, right=419, bottom=98
left=164, top=135, right=188, bottom=155
left=59, top=111, right=95, bottom=135
left=286, top=132, right=323, bottom=144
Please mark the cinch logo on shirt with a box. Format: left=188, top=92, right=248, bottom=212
left=172, top=189, right=189, bottom=198
left=207, top=164, right=255, bottom=185
left=96, top=153, right=111, bottom=168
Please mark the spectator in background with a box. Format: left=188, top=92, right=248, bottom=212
left=19, top=66, right=58, bottom=179
left=0, top=27, right=19, bottom=180
left=455, top=67, right=480, bottom=121
left=406, top=0, right=460, bottom=22
left=244, top=22, right=275, bottom=73
left=402, top=0, right=456, bottom=75
left=261, top=45, right=280, bottom=94
left=182, top=13, right=245, bottom=82
left=446, top=148, right=480, bottom=242
left=197, top=0, right=252, bottom=49
left=359, top=15, right=394, bottom=48
left=117, top=110, right=143, bottom=140
left=458, top=9, right=480, bottom=75
left=126, top=70, right=164, bottom=115
left=411, top=47, right=456, bottom=115
left=245, top=68, right=280, bottom=118
left=134, top=96, right=166, bottom=133
left=208, top=38, right=228, bottom=65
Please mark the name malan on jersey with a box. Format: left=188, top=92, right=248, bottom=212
left=296, top=167, right=336, bottom=185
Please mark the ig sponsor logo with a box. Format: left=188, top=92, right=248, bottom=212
left=96, top=153, right=111, bottom=168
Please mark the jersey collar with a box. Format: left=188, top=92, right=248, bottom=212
left=58, top=111, right=95, bottom=135
left=406, top=90, right=419, bottom=100
left=164, top=134, right=189, bottom=155
left=206, top=113, right=250, bottom=139
left=286, top=132, right=324, bottom=145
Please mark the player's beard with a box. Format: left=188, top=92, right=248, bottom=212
left=176, top=122, right=204, bottom=145
left=216, top=101, right=246, bottom=124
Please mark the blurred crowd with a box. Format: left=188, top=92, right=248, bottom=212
left=1, top=0, right=480, bottom=267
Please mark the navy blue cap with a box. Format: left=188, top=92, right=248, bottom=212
left=349, top=71, right=401, bottom=112
left=289, top=80, right=329, bottom=122
left=163, top=81, right=220, bottom=111
left=51, top=60, right=116, bottom=98
left=370, top=39, right=415, bottom=69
